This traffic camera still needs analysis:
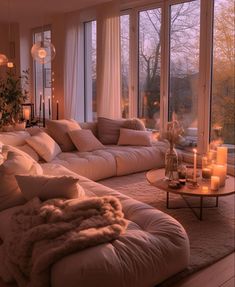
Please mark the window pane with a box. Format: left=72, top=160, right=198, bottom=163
left=84, top=21, right=97, bottom=121
left=210, top=0, right=235, bottom=159
left=169, top=1, right=200, bottom=149
left=120, top=14, right=130, bottom=118
left=138, top=8, right=161, bottom=129
left=33, top=29, right=52, bottom=120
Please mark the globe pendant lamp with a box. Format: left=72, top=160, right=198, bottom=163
left=31, top=39, right=56, bottom=64
left=0, top=54, right=8, bottom=66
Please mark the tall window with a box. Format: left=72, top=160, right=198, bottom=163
left=120, top=14, right=130, bottom=118
left=169, top=1, right=200, bottom=148
left=138, top=8, right=161, bottom=129
left=210, top=0, right=235, bottom=158
left=33, top=28, right=52, bottom=119
left=84, top=21, right=97, bottom=121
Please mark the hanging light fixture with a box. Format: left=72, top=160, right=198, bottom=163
left=31, top=40, right=56, bottom=64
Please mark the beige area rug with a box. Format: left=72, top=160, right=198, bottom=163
left=99, top=171, right=235, bottom=286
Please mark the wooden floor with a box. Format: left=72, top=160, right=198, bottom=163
left=172, top=252, right=235, bottom=287
left=0, top=253, right=234, bottom=287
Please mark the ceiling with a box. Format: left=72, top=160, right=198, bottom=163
left=0, top=0, right=110, bottom=23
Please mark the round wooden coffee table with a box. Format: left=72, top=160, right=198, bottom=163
left=146, top=169, right=235, bottom=220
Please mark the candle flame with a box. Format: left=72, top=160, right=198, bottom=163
left=193, top=148, right=197, bottom=153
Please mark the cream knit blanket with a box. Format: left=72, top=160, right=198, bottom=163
left=2, top=196, right=127, bottom=287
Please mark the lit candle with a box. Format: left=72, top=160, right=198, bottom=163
left=213, top=164, right=227, bottom=186
left=201, top=186, right=209, bottom=193
left=217, top=147, right=228, bottom=165
left=211, top=176, right=220, bottom=191
left=23, top=109, right=30, bottom=120
left=43, top=100, right=45, bottom=127
left=193, top=148, right=197, bottom=182
left=56, top=100, right=59, bottom=120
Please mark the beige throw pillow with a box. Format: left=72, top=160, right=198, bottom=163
left=17, top=144, right=40, bottom=162
left=15, top=175, right=85, bottom=201
left=123, top=118, right=146, bottom=131
left=26, top=132, right=61, bottom=162
left=0, top=146, right=43, bottom=211
left=97, top=117, right=125, bottom=144
left=68, top=129, right=105, bottom=152
left=46, top=119, right=81, bottom=151
left=118, top=128, right=151, bottom=146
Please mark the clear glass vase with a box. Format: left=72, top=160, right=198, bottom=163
left=165, top=146, right=178, bottom=181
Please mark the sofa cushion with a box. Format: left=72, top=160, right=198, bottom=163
left=26, top=132, right=61, bottom=162
left=16, top=144, right=40, bottom=162
left=46, top=119, right=81, bottom=152
left=68, top=129, right=104, bottom=152
left=118, top=128, right=151, bottom=146
left=0, top=145, right=43, bottom=212
left=97, top=117, right=125, bottom=144
left=16, top=175, right=84, bottom=201
left=0, top=131, right=31, bottom=146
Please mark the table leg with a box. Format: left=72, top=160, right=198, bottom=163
left=166, top=192, right=169, bottom=208
left=200, top=196, right=203, bottom=221
left=216, top=196, right=219, bottom=207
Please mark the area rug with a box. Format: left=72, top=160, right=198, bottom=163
left=99, top=171, right=235, bottom=286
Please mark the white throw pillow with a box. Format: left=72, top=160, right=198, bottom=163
left=0, top=131, right=31, bottom=146
left=26, top=132, right=61, bottom=162
left=118, top=128, right=152, bottom=146
left=16, top=175, right=85, bottom=201
left=68, top=129, right=105, bottom=152
left=0, top=146, right=43, bottom=211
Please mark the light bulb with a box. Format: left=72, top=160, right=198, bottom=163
left=38, top=48, right=47, bottom=59
left=7, top=61, right=14, bottom=68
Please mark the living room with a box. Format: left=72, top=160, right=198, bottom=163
left=0, top=0, right=234, bottom=286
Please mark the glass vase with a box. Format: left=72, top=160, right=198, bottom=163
left=165, top=146, right=178, bottom=181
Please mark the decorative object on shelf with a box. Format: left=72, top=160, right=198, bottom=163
left=163, top=120, right=184, bottom=181
left=0, top=69, right=29, bottom=128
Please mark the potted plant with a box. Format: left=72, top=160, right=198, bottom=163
left=0, top=69, right=29, bottom=129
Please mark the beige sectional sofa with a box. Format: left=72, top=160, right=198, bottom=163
left=0, top=121, right=189, bottom=287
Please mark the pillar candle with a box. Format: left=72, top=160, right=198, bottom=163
left=211, top=176, right=220, bottom=191
left=202, top=168, right=212, bottom=179
left=217, top=147, right=228, bottom=165
left=23, top=109, right=30, bottom=120
left=213, top=164, right=227, bottom=186
left=56, top=100, right=59, bottom=120
left=201, top=186, right=209, bottom=193
left=39, top=94, right=42, bottom=121
left=193, top=149, right=197, bottom=182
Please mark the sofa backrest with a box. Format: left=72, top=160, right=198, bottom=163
left=79, top=122, right=98, bottom=138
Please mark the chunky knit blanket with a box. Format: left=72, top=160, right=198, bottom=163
left=1, top=196, right=127, bottom=287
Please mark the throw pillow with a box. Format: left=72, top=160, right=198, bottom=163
left=16, top=144, right=40, bottom=162
left=123, top=118, right=146, bottom=131
left=26, top=132, right=61, bottom=162
left=97, top=117, right=125, bottom=144
left=15, top=175, right=85, bottom=201
left=0, top=146, right=43, bottom=211
left=68, top=129, right=105, bottom=152
left=46, top=119, right=81, bottom=151
left=118, top=128, right=151, bottom=146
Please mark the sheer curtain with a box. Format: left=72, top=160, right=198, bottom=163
left=64, top=12, right=85, bottom=121
left=97, top=1, right=121, bottom=119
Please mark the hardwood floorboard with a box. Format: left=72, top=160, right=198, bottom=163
left=173, top=253, right=235, bottom=287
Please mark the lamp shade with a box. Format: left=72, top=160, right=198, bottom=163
left=31, top=41, right=56, bottom=64
left=0, top=54, right=8, bottom=66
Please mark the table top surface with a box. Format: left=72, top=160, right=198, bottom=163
left=146, top=169, right=235, bottom=197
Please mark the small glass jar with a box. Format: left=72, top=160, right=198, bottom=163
left=201, top=155, right=212, bottom=180
left=178, top=164, right=187, bottom=185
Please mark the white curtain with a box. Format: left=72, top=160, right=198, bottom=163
left=64, top=12, right=84, bottom=121
left=97, top=1, right=121, bottom=119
